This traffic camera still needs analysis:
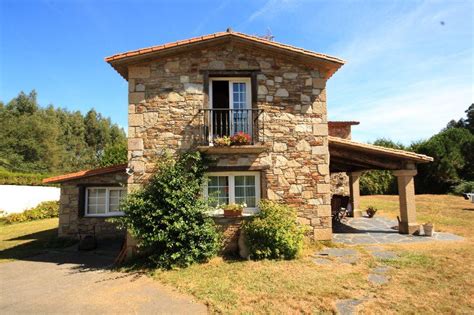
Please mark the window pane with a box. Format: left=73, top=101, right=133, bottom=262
left=235, top=186, right=245, bottom=198
left=246, top=186, right=256, bottom=197
left=247, top=197, right=256, bottom=208
left=207, top=176, right=229, bottom=207
left=232, top=175, right=257, bottom=207
left=209, top=176, right=218, bottom=186
left=235, top=176, right=245, bottom=186
left=87, top=188, right=106, bottom=215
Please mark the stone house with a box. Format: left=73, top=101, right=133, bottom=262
left=44, top=31, right=432, bottom=248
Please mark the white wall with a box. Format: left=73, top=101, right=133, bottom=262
left=0, top=185, right=60, bottom=215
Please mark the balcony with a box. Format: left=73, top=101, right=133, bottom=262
left=197, top=108, right=267, bottom=154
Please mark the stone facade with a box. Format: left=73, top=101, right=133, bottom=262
left=328, top=124, right=352, bottom=139
left=58, top=171, right=127, bottom=239
left=126, top=42, right=332, bottom=239
left=213, top=216, right=251, bottom=255
left=330, top=172, right=350, bottom=196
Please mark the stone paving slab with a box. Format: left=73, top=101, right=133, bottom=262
left=333, top=216, right=463, bottom=245
left=335, top=298, right=365, bottom=315
left=368, top=273, right=389, bottom=285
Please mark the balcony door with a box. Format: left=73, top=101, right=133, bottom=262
left=210, top=78, right=252, bottom=141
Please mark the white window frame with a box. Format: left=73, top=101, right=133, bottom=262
left=85, top=187, right=126, bottom=217
left=209, top=77, right=252, bottom=143
left=204, top=171, right=261, bottom=216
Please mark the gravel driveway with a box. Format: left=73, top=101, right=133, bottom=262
left=0, top=249, right=207, bottom=314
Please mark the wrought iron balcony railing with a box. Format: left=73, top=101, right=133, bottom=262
left=198, top=108, right=265, bottom=145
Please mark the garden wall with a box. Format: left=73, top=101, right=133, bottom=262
left=0, top=185, right=60, bottom=215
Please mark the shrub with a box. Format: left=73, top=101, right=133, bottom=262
left=451, top=181, right=474, bottom=195
left=3, top=200, right=59, bottom=224
left=243, top=200, right=306, bottom=260
left=113, top=152, right=220, bottom=269
left=0, top=169, right=51, bottom=186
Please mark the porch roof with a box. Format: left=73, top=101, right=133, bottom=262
left=328, top=136, right=433, bottom=172
left=42, top=163, right=127, bottom=184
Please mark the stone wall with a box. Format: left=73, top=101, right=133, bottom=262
left=330, top=172, right=350, bottom=196
left=328, top=124, right=352, bottom=139
left=126, top=42, right=332, bottom=239
left=213, top=216, right=251, bottom=255
left=58, top=172, right=128, bottom=239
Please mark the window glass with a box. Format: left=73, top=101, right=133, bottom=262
left=232, top=82, right=248, bottom=134
left=109, top=189, right=126, bottom=212
left=87, top=188, right=106, bottom=214
left=207, top=176, right=229, bottom=207
left=234, top=175, right=256, bottom=207
left=86, top=188, right=126, bottom=215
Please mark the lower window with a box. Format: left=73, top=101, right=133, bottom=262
left=85, top=187, right=127, bottom=216
left=204, top=172, right=261, bottom=215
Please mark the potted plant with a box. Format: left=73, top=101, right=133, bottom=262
left=423, top=222, right=434, bottom=236
left=366, top=206, right=378, bottom=218
left=230, top=132, right=251, bottom=145
left=213, top=136, right=231, bottom=147
left=223, top=203, right=246, bottom=217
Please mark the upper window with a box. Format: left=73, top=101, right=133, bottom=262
left=85, top=187, right=127, bottom=217
left=204, top=171, right=260, bottom=215
left=209, top=78, right=252, bottom=141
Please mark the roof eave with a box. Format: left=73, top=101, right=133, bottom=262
left=105, top=32, right=345, bottom=81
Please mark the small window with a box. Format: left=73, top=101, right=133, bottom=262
left=85, top=187, right=127, bottom=217
left=204, top=172, right=260, bottom=215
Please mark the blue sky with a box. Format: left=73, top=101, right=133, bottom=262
left=1, top=0, right=472, bottom=144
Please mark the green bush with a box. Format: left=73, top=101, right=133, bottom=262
left=0, top=169, right=51, bottom=186
left=3, top=200, right=59, bottom=224
left=451, top=181, right=474, bottom=195
left=113, top=152, right=220, bottom=269
left=243, top=200, right=306, bottom=260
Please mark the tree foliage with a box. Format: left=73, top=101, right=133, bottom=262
left=114, top=152, right=220, bottom=269
left=359, top=139, right=403, bottom=195
left=0, top=90, right=127, bottom=174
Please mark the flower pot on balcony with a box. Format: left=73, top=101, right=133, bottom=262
left=222, top=203, right=245, bottom=217
left=223, top=209, right=243, bottom=217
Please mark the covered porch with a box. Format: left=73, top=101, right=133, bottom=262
left=328, top=136, right=433, bottom=235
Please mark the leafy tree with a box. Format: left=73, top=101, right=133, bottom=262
left=414, top=127, right=474, bottom=193
left=0, top=90, right=126, bottom=175
left=114, top=152, right=220, bottom=269
left=359, top=139, right=405, bottom=195
left=99, top=142, right=128, bottom=167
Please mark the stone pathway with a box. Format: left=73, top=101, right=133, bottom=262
left=314, top=246, right=399, bottom=314
left=333, top=216, right=463, bottom=245
left=317, top=218, right=464, bottom=314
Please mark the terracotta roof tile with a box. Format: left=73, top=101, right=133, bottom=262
left=104, top=31, right=345, bottom=73
left=328, top=136, right=433, bottom=163
left=42, top=163, right=128, bottom=184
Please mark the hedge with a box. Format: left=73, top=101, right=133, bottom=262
left=0, top=169, right=51, bottom=186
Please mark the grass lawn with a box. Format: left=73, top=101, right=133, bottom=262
left=152, top=195, right=474, bottom=314
left=0, top=218, right=75, bottom=263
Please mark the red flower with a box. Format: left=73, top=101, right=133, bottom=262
left=230, top=132, right=251, bottom=145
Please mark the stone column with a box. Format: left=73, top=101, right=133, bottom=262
left=393, top=169, right=419, bottom=234
left=349, top=171, right=363, bottom=217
